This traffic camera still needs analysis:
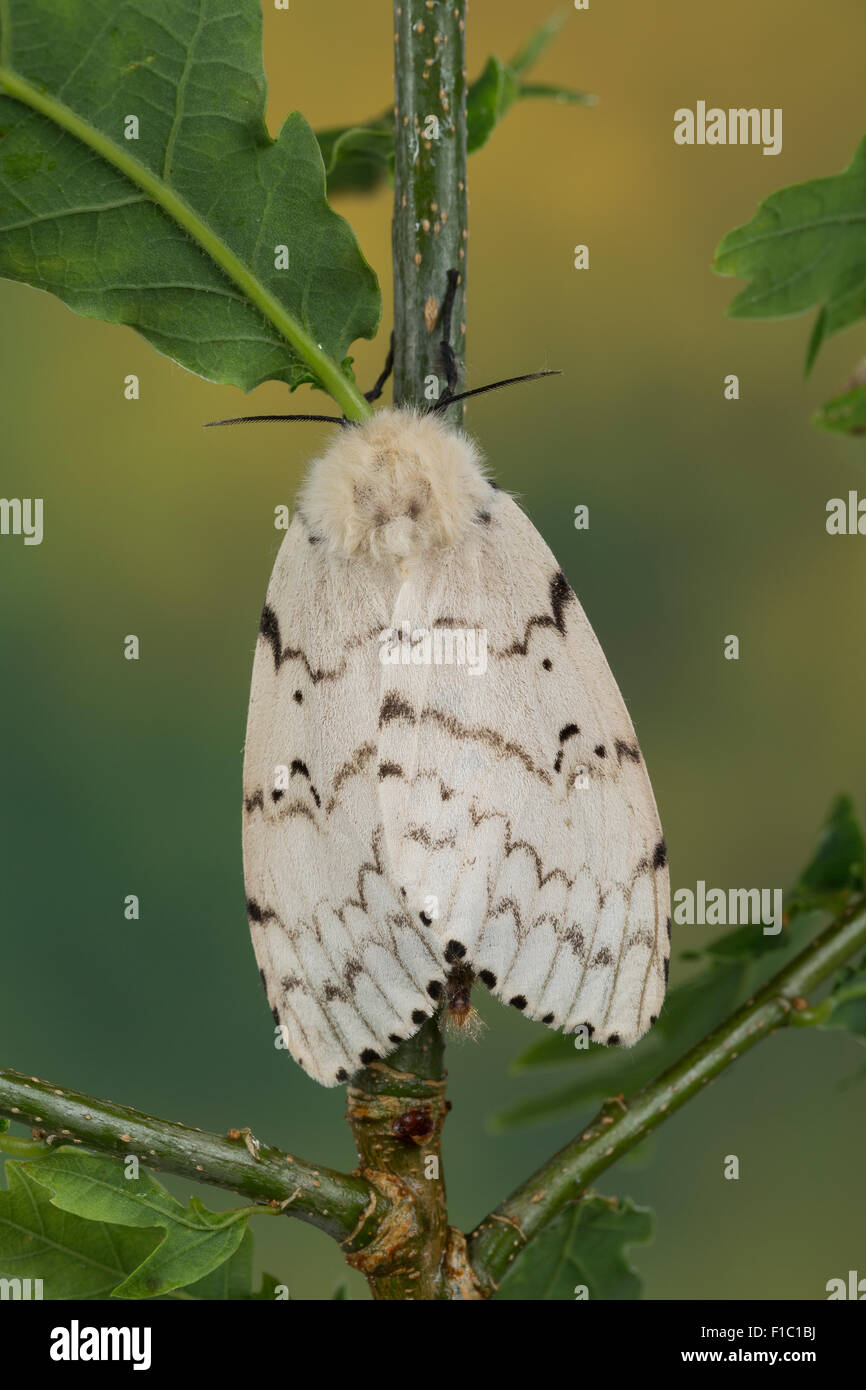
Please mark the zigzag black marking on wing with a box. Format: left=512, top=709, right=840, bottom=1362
left=490, top=897, right=524, bottom=932
left=259, top=604, right=384, bottom=682
left=469, top=804, right=573, bottom=888
left=426, top=571, right=576, bottom=661
left=406, top=825, right=458, bottom=850
left=331, top=828, right=443, bottom=976
left=418, top=707, right=553, bottom=784
left=244, top=792, right=319, bottom=826
left=500, top=571, right=575, bottom=656
left=341, top=826, right=389, bottom=917
left=259, top=572, right=573, bottom=686
left=325, top=742, right=376, bottom=813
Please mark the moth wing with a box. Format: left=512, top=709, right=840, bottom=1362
left=242, top=517, right=447, bottom=1086
left=376, top=489, right=669, bottom=1044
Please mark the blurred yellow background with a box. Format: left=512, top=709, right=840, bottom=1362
left=3, top=0, right=866, bottom=1299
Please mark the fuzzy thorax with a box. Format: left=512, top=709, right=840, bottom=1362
left=298, top=408, right=490, bottom=559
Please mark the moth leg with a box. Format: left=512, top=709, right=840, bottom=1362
left=365, top=331, right=395, bottom=402
left=436, top=268, right=462, bottom=404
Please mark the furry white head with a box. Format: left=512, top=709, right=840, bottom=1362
left=298, top=408, right=490, bottom=560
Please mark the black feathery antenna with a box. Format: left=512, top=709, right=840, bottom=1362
left=204, top=413, right=348, bottom=428
left=431, top=369, right=562, bottom=413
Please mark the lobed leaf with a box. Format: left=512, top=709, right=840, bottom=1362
left=24, top=1149, right=250, bottom=1298
left=812, top=384, right=866, bottom=436
left=713, top=138, right=866, bottom=375
left=493, top=1196, right=652, bottom=1300
left=787, top=795, right=865, bottom=921
left=0, top=1161, right=160, bottom=1300
left=0, top=0, right=379, bottom=403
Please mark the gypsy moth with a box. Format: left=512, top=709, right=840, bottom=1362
left=242, top=408, right=669, bottom=1086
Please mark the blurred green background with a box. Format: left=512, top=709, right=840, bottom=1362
left=3, top=0, right=866, bottom=1299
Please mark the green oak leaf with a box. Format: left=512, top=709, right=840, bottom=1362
left=713, top=138, right=866, bottom=374
left=493, top=1196, right=653, bottom=1301
left=787, top=796, right=865, bottom=921
left=818, top=961, right=866, bottom=1045
left=317, top=120, right=394, bottom=197
left=183, top=1229, right=279, bottom=1300
left=317, top=11, right=593, bottom=197
left=24, top=1149, right=250, bottom=1299
left=0, top=1161, right=161, bottom=1300
left=0, top=0, right=379, bottom=405
left=813, top=383, right=866, bottom=436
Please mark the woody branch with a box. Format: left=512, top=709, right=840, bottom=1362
left=466, top=897, right=866, bottom=1294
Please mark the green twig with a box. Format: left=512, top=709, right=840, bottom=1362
left=467, top=898, right=866, bottom=1294
left=392, top=0, right=468, bottom=406
left=333, top=0, right=474, bottom=1301
left=0, top=1068, right=381, bottom=1250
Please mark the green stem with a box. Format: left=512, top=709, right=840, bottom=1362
left=334, top=0, right=474, bottom=1298
left=467, top=898, right=866, bottom=1295
left=0, top=65, right=373, bottom=423
left=392, top=0, right=468, bottom=406
left=0, top=1068, right=381, bottom=1248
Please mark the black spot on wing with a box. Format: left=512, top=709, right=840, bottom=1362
left=653, top=839, right=667, bottom=870
left=478, top=969, right=497, bottom=988
left=615, top=739, right=641, bottom=764
left=378, top=762, right=403, bottom=780
left=379, top=692, right=415, bottom=726
left=246, top=898, right=275, bottom=924
left=550, top=571, right=574, bottom=633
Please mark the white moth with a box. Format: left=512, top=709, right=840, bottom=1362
left=243, top=408, right=669, bottom=1085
